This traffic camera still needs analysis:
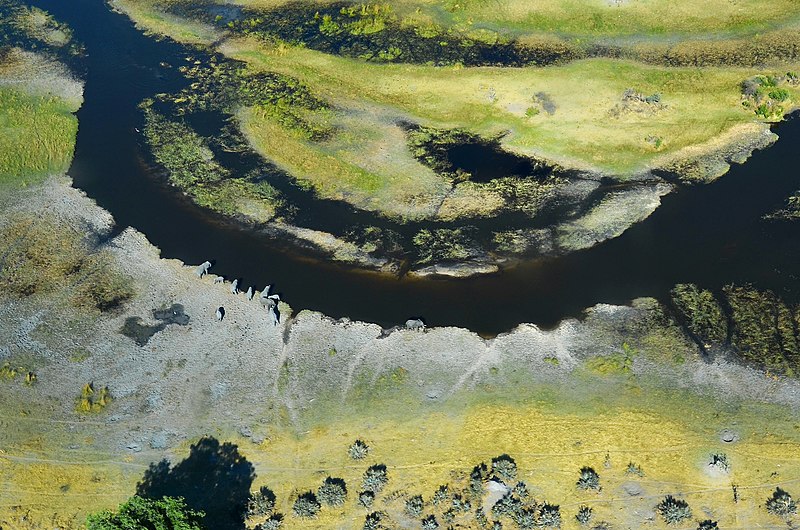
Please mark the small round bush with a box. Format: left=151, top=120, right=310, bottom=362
left=255, top=514, right=283, bottom=530
left=362, top=464, right=389, bottom=493
left=405, top=495, right=424, bottom=517
left=697, top=520, right=718, bottom=530
left=491, top=454, right=517, bottom=482
left=656, top=495, right=692, bottom=524
left=452, top=493, right=471, bottom=513
left=349, top=439, right=370, bottom=460
left=432, top=484, right=450, bottom=506
left=577, top=467, right=600, bottom=491
left=576, top=505, right=593, bottom=525
left=766, top=487, right=797, bottom=517
left=292, top=492, right=320, bottom=518
left=513, top=508, right=536, bottom=529
left=538, top=503, right=561, bottom=528
left=625, top=462, right=644, bottom=476
left=318, top=477, right=347, bottom=507
left=492, top=491, right=523, bottom=519
left=421, top=514, right=439, bottom=529
left=247, top=486, right=276, bottom=517
left=358, top=490, right=375, bottom=509
left=512, top=481, right=529, bottom=499
left=363, top=511, right=385, bottom=530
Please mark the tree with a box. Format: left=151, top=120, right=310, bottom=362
left=292, top=492, right=321, bottom=518
left=656, top=495, right=692, bottom=524
left=318, top=477, right=347, bottom=506
left=491, top=454, right=517, bottom=482
left=86, top=495, right=203, bottom=530
left=766, top=487, right=797, bottom=517
left=576, top=467, right=600, bottom=491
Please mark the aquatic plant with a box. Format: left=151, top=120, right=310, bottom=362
left=670, top=284, right=728, bottom=345
left=766, top=487, right=797, bottom=516
left=291, top=491, right=320, bottom=518
left=317, top=477, right=347, bottom=506
left=656, top=495, right=692, bottom=524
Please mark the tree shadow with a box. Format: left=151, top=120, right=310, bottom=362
left=136, top=436, right=255, bottom=530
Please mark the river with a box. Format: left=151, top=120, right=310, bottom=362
left=31, top=0, right=800, bottom=335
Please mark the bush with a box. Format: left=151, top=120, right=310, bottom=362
left=492, top=491, right=523, bottom=519
left=766, top=487, right=797, bottom=517
left=432, top=485, right=450, bottom=506
left=697, top=520, right=718, bottom=530
left=362, top=464, right=388, bottom=493
left=255, top=514, right=283, bottom=530
left=405, top=495, right=424, bottom=517
left=656, top=495, right=692, bottom=524
left=538, top=503, right=561, bottom=528
left=363, top=511, right=385, bottom=530
left=670, top=284, right=727, bottom=344
left=421, top=514, right=439, bottom=529
left=349, top=439, right=370, bottom=459
left=491, top=454, right=517, bottom=482
left=576, top=467, right=600, bottom=491
left=708, top=453, right=729, bottom=472
left=470, top=463, right=489, bottom=496
left=625, top=462, right=644, bottom=477
left=247, top=486, right=276, bottom=518
left=512, top=481, right=529, bottom=499
left=513, top=508, right=536, bottom=529
left=452, top=493, right=471, bottom=513
left=576, top=505, right=593, bottom=524
left=317, top=477, right=347, bottom=507
left=292, top=492, right=320, bottom=518
left=358, top=490, right=375, bottom=509
left=86, top=495, right=203, bottom=530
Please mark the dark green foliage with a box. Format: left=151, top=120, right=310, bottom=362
left=412, top=227, right=479, bottom=265
left=512, top=482, right=530, bottom=499
left=670, top=283, right=727, bottom=344
left=363, top=511, right=385, bottom=530
left=656, top=495, right=692, bottom=524
left=538, top=503, right=561, bottom=528
left=317, top=477, right=347, bottom=506
left=292, top=492, right=320, bottom=518
left=421, top=514, right=440, bottom=529
left=766, top=487, right=797, bottom=516
left=697, top=520, right=718, bottom=530
left=405, top=495, right=424, bottom=518
left=452, top=493, right=471, bottom=513
left=246, top=486, right=276, bottom=518
left=362, top=464, right=389, bottom=493
left=576, top=467, right=600, bottom=491
left=491, top=454, right=518, bottom=482
left=492, top=491, right=523, bottom=519
left=576, top=505, right=593, bottom=525
left=513, top=508, right=537, bottom=529
left=86, top=495, right=203, bottom=530
left=358, top=490, right=375, bottom=509
left=724, top=285, right=800, bottom=375
left=349, top=439, right=370, bottom=459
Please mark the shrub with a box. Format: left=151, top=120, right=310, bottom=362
left=577, top=467, right=600, bottom=491
left=255, top=514, right=283, bottom=530
left=452, top=493, right=471, bottom=513
left=349, top=439, right=370, bottom=459
left=421, top=514, right=439, bottom=529
left=317, top=477, right=347, bottom=506
left=697, top=520, right=718, bottom=530
left=470, top=463, right=489, bottom=496
left=363, top=511, right=385, bottom=530
left=475, top=507, right=489, bottom=527
left=491, top=454, right=517, bottom=482
left=247, top=486, right=276, bottom=517
left=76, top=382, right=111, bottom=413
left=292, top=492, right=320, bottom=518
left=432, top=484, right=450, bottom=506
left=656, top=495, right=692, bottom=524
left=766, top=487, right=797, bottom=517
left=625, top=462, right=644, bottom=477
left=513, top=508, right=536, bottom=529
left=492, top=491, right=523, bottom=519
left=769, top=88, right=790, bottom=102
left=405, top=495, right=424, bottom=517
left=358, top=490, right=375, bottom=509
left=362, top=464, right=388, bottom=493
left=512, top=481, right=529, bottom=499
left=708, top=453, right=729, bottom=472
left=576, top=505, right=593, bottom=524
left=538, top=503, right=561, bottom=528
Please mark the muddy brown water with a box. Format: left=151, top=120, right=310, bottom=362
left=30, top=0, right=800, bottom=335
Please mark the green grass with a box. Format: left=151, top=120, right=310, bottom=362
left=0, top=86, right=79, bottom=187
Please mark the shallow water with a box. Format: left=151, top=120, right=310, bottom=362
left=31, top=0, right=800, bottom=335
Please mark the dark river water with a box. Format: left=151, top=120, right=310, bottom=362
left=32, top=0, right=800, bottom=335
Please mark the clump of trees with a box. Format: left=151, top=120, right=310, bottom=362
left=77, top=382, right=111, bottom=413
left=670, top=283, right=728, bottom=346
left=741, top=73, right=794, bottom=119
left=656, top=495, right=692, bottom=524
